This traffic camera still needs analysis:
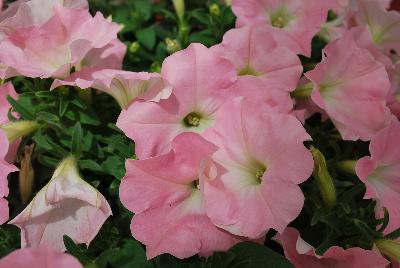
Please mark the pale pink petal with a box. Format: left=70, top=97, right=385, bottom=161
left=0, top=244, right=83, bottom=268
left=203, top=97, right=313, bottom=237
left=10, top=157, right=112, bottom=251
left=232, top=0, right=336, bottom=56
left=306, top=33, right=391, bottom=141
left=278, top=227, right=389, bottom=268
left=117, top=43, right=237, bottom=159
left=214, top=23, right=302, bottom=92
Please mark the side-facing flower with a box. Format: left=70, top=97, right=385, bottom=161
left=0, top=244, right=83, bottom=268
left=305, top=33, right=391, bottom=141
left=213, top=24, right=302, bottom=92
left=277, top=227, right=389, bottom=268
left=120, top=133, right=241, bottom=259
left=202, top=97, right=314, bottom=238
left=231, top=0, right=335, bottom=56
left=355, top=0, right=400, bottom=55
left=51, top=68, right=172, bottom=109
left=355, top=116, right=400, bottom=233
left=10, top=156, right=112, bottom=251
left=117, top=43, right=237, bottom=159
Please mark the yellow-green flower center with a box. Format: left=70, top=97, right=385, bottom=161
left=183, top=112, right=202, bottom=127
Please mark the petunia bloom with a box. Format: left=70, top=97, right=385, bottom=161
left=0, top=244, right=83, bottom=268
left=231, top=0, right=336, bottom=56
left=0, top=0, right=88, bottom=37
left=305, top=32, right=391, bottom=141
left=0, top=6, right=121, bottom=79
left=51, top=68, right=172, bottom=108
left=10, top=156, right=112, bottom=251
left=117, top=43, right=237, bottom=159
left=202, top=97, right=314, bottom=238
left=355, top=116, right=400, bottom=233
left=354, top=0, right=400, bottom=55
left=212, top=23, right=302, bottom=92
left=277, top=227, right=389, bottom=268
left=120, top=133, right=241, bottom=259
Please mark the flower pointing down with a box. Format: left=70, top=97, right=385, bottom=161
left=10, top=156, right=112, bottom=251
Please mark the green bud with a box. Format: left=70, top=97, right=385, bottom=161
left=165, top=38, right=181, bottom=54
left=129, top=42, right=141, bottom=54
left=172, top=0, right=185, bottom=22
left=376, top=239, right=400, bottom=261
left=0, top=121, right=40, bottom=143
left=310, top=146, right=337, bottom=207
left=209, top=3, right=221, bottom=16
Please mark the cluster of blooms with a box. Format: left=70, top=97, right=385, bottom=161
left=0, top=0, right=399, bottom=267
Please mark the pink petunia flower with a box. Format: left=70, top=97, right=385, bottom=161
left=354, top=0, right=400, bottom=55
left=0, top=6, right=121, bottom=79
left=212, top=23, right=302, bottom=92
left=10, top=156, right=112, bottom=251
left=305, top=32, right=391, bottom=141
left=119, top=133, right=241, bottom=259
left=51, top=68, right=172, bottom=108
left=117, top=43, right=237, bottom=159
left=202, top=97, right=313, bottom=238
left=277, top=227, right=389, bottom=268
left=0, top=244, right=83, bottom=268
left=355, top=116, right=400, bottom=233
left=231, top=0, right=336, bottom=56
left=0, top=0, right=88, bottom=36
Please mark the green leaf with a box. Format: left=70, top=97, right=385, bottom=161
left=229, top=242, right=294, bottom=268
left=71, top=122, right=83, bottom=157
left=7, top=96, right=35, bottom=120
left=136, top=26, right=156, bottom=50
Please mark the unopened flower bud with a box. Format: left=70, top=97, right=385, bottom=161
left=310, top=146, right=337, bottom=207
left=129, top=42, right=140, bottom=54
left=165, top=38, right=181, bottom=54
left=376, top=239, right=400, bottom=261
left=19, top=144, right=35, bottom=204
left=172, top=0, right=185, bottom=22
left=209, top=3, right=220, bottom=16
left=0, top=121, right=40, bottom=143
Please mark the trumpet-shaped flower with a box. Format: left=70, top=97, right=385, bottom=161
left=117, top=43, right=237, bottom=159
left=120, top=133, right=241, bottom=259
left=355, top=0, right=400, bottom=55
left=52, top=68, right=172, bottom=108
left=231, top=0, right=335, bottom=56
left=355, top=116, right=400, bottom=233
left=0, top=6, right=120, bottom=79
left=277, top=227, right=389, bottom=268
left=305, top=33, right=391, bottom=141
left=213, top=24, right=302, bottom=92
left=0, top=244, right=83, bottom=268
left=10, top=157, right=112, bottom=251
left=202, top=98, right=313, bottom=238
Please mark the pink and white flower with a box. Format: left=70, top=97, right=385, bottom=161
left=52, top=68, right=172, bottom=108
left=305, top=32, right=391, bottom=141
left=213, top=24, right=302, bottom=92
left=0, top=6, right=121, bottom=79
left=277, top=227, right=389, bottom=268
left=0, top=244, right=83, bottom=268
left=117, top=43, right=237, bottom=159
left=202, top=97, right=313, bottom=238
left=356, top=116, right=400, bottom=233
left=10, top=156, right=112, bottom=251
left=120, top=133, right=241, bottom=259
left=232, top=0, right=336, bottom=56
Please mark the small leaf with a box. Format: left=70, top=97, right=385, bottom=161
left=71, top=122, right=83, bottom=157
left=136, top=26, right=156, bottom=50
